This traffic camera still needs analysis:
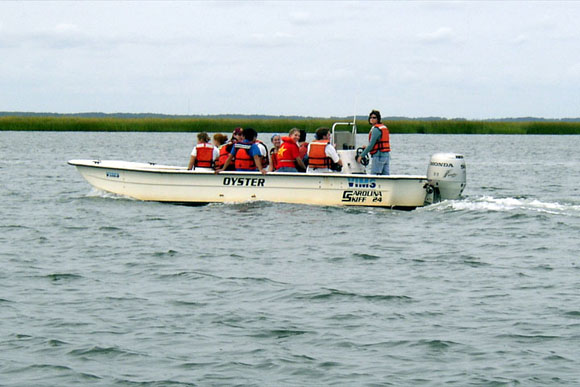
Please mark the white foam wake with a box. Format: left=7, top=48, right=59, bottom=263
left=85, top=188, right=136, bottom=201
left=430, top=196, right=580, bottom=216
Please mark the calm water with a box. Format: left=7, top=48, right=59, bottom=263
left=1, top=131, right=579, bottom=386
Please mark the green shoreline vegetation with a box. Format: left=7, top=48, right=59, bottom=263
left=1, top=116, right=579, bottom=134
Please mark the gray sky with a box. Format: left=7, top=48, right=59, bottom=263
left=1, top=1, right=579, bottom=119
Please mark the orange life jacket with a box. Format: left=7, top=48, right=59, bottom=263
left=308, top=140, right=332, bottom=169
left=369, top=124, right=390, bottom=154
left=277, top=137, right=299, bottom=168
left=234, top=142, right=257, bottom=170
left=194, top=143, right=215, bottom=168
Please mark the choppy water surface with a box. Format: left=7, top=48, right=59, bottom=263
left=1, top=131, right=579, bottom=386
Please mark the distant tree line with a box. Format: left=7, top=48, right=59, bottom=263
left=1, top=111, right=579, bottom=122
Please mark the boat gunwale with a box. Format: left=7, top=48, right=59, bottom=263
left=67, top=159, right=428, bottom=181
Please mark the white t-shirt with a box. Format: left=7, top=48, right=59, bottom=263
left=306, top=142, right=340, bottom=173
left=255, top=142, right=268, bottom=157
left=191, top=143, right=219, bottom=160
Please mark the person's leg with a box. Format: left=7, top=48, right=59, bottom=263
left=381, top=152, right=390, bottom=175
left=370, top=152, right=387, bottom=175
left=276, top=167, right=298, bottom=172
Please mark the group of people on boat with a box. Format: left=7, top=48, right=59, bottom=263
left=187, top=110, right=391, bottom=175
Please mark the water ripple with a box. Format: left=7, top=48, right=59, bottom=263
left=3, top=132, right=580, bottom=386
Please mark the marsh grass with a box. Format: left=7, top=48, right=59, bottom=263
left=1, top=116, right=578, bottom=134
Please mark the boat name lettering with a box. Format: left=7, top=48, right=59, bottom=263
left=430, top=162, right=454, bottom=168
left=223, top=177, right=265, bottom=187
left=342, top=190, right=383, bottom=203
left=106, top=171, right=120, bottom=178
left=347, top=178, right=376, bottom=189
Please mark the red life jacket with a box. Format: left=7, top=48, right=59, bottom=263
left=270, top=148, right=280, bottom=170
left=308, top=140, right=332, bottom=169
left=277, top=137, right=299, bottom=168
left=369, top=124, right=390, bottom=154
left=234, top=142, right=257, bottom=170
left=194, top=143, right=215, bottom=168
left=299, top=142, right=308, bottom=160
left=216, top=144, right=230, bottom=169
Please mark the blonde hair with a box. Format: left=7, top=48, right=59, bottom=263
left=289, top=128, right=300, bottom=136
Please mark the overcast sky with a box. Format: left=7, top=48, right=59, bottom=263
left=1, top=1, right=579, bottom=119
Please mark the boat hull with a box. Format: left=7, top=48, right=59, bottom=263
left=68, top=160, right=430, bottom=210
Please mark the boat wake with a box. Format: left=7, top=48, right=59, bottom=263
left=426, top=195, right=580, bottom=216
left=85, top=188, right=136, bottom=201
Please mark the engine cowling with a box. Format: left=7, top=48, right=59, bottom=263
left=427, top=153, right=466, bottom=202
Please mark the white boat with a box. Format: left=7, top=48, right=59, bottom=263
left=68, top=122, right=466, bottom=210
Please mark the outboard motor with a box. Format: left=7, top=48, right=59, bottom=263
left=426, top=153, right=466, bottom=203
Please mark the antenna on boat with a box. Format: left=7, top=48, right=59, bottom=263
left=331, top=92, right=359, bottom=149
left=352, top=91, right=359, bottom=134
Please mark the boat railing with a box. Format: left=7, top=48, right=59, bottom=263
left=331, top=122, right=357, bottom=150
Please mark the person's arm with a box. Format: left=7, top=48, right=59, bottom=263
left=357, top=127, right=381, bottom=162
left=212, top=147, right=220, bottom=169
left=268, top=152, right=275, bottom=172
left=187, top=148, right=197, bottom=170
left=292, top=144, right=306, bottom=171
left=254, top=154, right=267, bottom=175
left=295, top=156, right=306, bottom=171
left=187, top=155, right=196, bottom=170
left=327, top=145, right=343, bottom=166
left=249, top=144, right=267, bottom=174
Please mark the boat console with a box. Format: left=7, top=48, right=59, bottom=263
left=331, top=121, right=367, bottom=174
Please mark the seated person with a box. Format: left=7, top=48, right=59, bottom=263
left=268, top=134, right=281, bottom=172
left=217, top=128, right=267, bottom=175
left=298, top=129, right=309, bottom=171
left=187, top=132, right=219, bottom=171
left=254, top=137, right=269, bottom=171
left=276, top=128, right=306, bottom=172
left=221, top=127, right=244, bottom=171
left=306, top=127, right=343, bottom=173
left=228, top=127, right=243, bottom=148
left=213, top=133, right=229, bottom=170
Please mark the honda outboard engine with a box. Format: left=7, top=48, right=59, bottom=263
left=426, top=153, right=466, bottom=203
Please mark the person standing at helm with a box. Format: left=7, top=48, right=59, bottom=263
left=306, top=127, right=343, bottom=173
left=356, top=110, right=390, bottom=175
left=276, top=128, right=306, bottom=172
left=188, top=132, right=219, bottom=171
